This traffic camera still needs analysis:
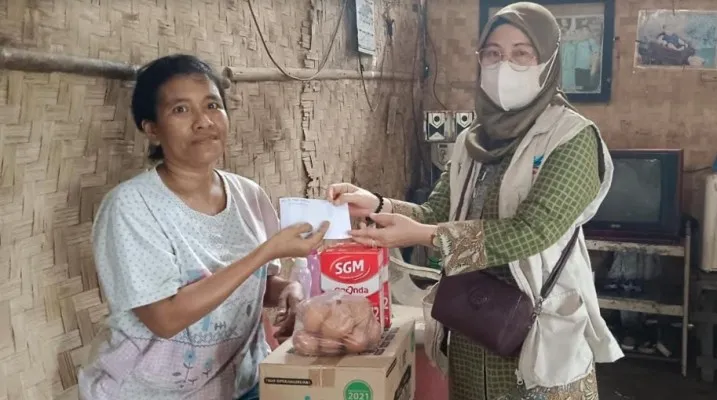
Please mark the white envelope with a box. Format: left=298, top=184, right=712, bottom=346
left=279, top=197, right=352, bottom=240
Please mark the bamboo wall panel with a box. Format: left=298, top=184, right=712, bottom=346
left=425, top=0, right=717, bottom=219
left=0, top=1, right=420, bottom=398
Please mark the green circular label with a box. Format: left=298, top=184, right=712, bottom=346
left=344, top=380, right=373, bottom=400
left=410, top=329, right=416, bottom=352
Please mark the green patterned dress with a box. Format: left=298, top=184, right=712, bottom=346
left=391, top=127, right=601, bottom=400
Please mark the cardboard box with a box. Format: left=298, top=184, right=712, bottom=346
left=260, top=320, right=416, bottom=400
left=319, top=243, right=392, bottom=328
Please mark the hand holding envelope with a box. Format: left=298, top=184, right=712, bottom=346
left=279, top=198, right=352, bottom=240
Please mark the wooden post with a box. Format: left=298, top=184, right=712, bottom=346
left=0, top=47, right=138, bottom=80
left=0, top=47, right=409, bottom=87
left=682, top=220, right=692, bottom=377
left=695, top=271, right=717, bottom=383
left=223, top=66, right=414, bottom=83
left=0, top=47, right=231, bottom=88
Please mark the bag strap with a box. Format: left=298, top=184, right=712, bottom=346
left=539, top=227, right=580, bottom=299
left=451, top=161, right=476, bottom=222
left=536, top=127, right=600, bottom=299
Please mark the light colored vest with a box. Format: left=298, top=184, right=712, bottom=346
left=441, top=105, right=624, bottom=389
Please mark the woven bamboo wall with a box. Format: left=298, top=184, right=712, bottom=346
left=426, top=0, right=717, bottom=219
left=0, top=1, right=420, bottom=399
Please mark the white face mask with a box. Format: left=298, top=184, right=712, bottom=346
left=480, top=51, right=557, bottom=111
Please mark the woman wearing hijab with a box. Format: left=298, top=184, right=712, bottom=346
left=326, top=2, right=622, bottom=399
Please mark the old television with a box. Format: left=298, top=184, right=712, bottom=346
left=584, top=149, right=683, bottom=244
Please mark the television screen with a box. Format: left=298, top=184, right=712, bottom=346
left=592, top=158, right=662, bottom=223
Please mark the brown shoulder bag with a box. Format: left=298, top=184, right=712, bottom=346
left=430, top=227, right=579, bottom=357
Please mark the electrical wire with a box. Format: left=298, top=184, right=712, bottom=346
left=249, top=0, right=429, bottom=181
left=359, top=22, right=392, bottom=112
left=359, top=6, right=399, bottom=112
left=425, top=27, right=448, bottom=109
left=246, top=0, right=347, bottom=81
left=359, top=55, right=385, bottom=112
left=410, top=3, right=428, bottom=172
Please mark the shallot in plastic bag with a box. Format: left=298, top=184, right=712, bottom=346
left=292, top=291, right=383, bottom=356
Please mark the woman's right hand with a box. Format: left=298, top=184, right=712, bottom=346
left=264, top=222, right=330, bottom=259
left=326, top=183, right=379, bottom=217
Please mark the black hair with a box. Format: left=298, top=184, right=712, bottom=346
left=131, top=54, right=228, bottom=161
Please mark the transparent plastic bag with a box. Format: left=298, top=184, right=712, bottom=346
left=292, top=291, right=383, bottom=356
left=422, top=283, right=449, bottom=375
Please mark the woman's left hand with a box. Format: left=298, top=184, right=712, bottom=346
left=350, top=213, right=437, bottom=249
left=273, top=282, right=304, bottom=343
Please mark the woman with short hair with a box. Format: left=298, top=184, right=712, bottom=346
left=79, top=54, right=328, bottom=400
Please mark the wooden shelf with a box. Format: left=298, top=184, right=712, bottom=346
left=586, top=239, right=684, bottom=257
left=587, top=223, right=692, bottom=377
left=598, top=295, right=684, bottom=317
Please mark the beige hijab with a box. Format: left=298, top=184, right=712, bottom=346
left=465, top=2, right=574, bottom=163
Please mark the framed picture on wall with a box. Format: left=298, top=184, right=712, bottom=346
left=479, top=0, right=615, bottom=103
left=635, top=9, right=717, bottom=69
